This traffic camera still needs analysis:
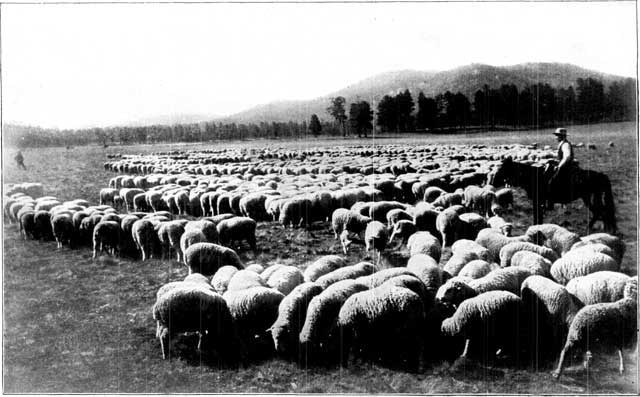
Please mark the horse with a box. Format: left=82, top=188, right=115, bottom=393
left=489, top=156, right=617, bottom=234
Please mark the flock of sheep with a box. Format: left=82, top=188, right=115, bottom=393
left=4, top=142, right=636, bottom=380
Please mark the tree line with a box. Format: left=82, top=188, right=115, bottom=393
left=3, top=76, right=635, bottom=148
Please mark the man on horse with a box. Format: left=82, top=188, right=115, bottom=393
left=546, top=128, right=578, bottom=205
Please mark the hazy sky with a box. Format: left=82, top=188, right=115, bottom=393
left=2, top=2, right=636, bottom=129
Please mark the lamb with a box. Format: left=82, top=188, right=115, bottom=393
left=406, top=231, right=442, bottom=262
left=51, top=213, right=75, bottom=248
left=216, top=216, right=257, bottom=252
left=265, top=266, right=305, bottom=295
left=458, top=259, right=496, bottom=279
left=571, top=232, right=625, bottom=265
left=279, top=197, right=313, bottom=228
left=565, top=271, right=634, bottom=305
left=153, top=283, right=241, bottom=362
left=441, top=290, right=524, bottom=363
left=331, top=208, right=371, bottom=239
left=407, top=254, right=448, bottom=293
left=553, top=278, right=637, bottom=378
left=270, top=282, right=324, bottom=358
left=475, top=227, right=546, bottom=263
left=509, top=250, right=552, bottom=277
left=298, top=279, right=368, bottom=364
left=337, top=285, right=425, bottom=371
left=223, top=286, right=285, bottom=357
left=132, top=219, right=161, bottom=261
left=550, top=246, right=620, bottom=285
left=499, top=241, right=559, bottom=268
left=184, top=242, right=244, bottom=276
left=525, top=224, right=581, bottom=257
left=364, top=221, right=389, bottom=266
left=210, top=265, right=240, bottom=294
left=315, top=261, right=375, bottom=289
left=226, top=269, right=267, bottom=291
left=520, top=275, right=583, bottom=360
left=468, top=266, right=533, bottom=295
left=355, top=267, right=416, bottom=289
left=92, top=221, right=121, bottom=258
left=157, top=221, right=186, bottom=261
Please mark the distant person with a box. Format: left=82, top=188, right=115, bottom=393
left=547, top=127, right=576, bottom=205
left=15, top=150, right=26, bottom=170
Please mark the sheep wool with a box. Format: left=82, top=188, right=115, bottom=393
left=266, top=266, right=305, bottom=296
left=451, top=239, right=490, bottom=262
left=223, top=286, right=284, bottom=346
left=499, top=241, right=558, bottom=268
left=525, top=224, right=581, bottom=257
left=302, top=255, right=348, bottom=282
left=355, top=267, right=416, bottom=289
left=226, top=269, right=267, bottom=292
left=458, top=259, right=495, bottom=279
left=407, top=254, right=447, bottom=293
left=211, top=265, right=240, bottom=294
left=509, top=250, right=552, bottom=277
left=571, top=232, right=625, bottom=265
left=315, top=262, right=375, bottom=290
left=443, top=250, right=480, bottom=277
left=468, top=266, right=532, bottom=295
left=407, top=231, right=442, bottom=262
left=565, top=271, right=633, bottom=305
left=184, top=242, right=243, bottom=276
left=550, top=247, right=620, bottom=285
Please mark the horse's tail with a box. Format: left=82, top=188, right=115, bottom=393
left=602, top=175, right=618, bottom=234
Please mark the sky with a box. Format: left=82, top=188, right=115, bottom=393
left=1, top=2, right=637, bottom=129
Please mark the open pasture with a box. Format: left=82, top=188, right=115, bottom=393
left=3, top=122, right=638, bottom=393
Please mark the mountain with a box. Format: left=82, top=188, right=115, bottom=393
left=222, top=63, right=631, bottom=124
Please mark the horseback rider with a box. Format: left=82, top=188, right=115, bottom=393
left=15, top=150, right=27, bottom=170
left=547, top=127, right=576, bottom=204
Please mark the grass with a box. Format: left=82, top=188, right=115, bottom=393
left=3, top=121, right=638, bottom=393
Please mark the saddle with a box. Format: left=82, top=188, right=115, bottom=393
left=544, top=160, right=581, bottom=203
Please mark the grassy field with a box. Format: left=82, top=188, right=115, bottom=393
left=3, top=121, right=638, bottom=393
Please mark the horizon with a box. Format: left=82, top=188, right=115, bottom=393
left=2, top=2, right=636, bottom=129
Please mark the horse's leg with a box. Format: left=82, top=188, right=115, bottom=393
left=532, top=196, right=543, bottom=225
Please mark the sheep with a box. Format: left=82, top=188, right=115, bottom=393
left=388, top=220, right=418, bottom=247
left=475, top=228, right=546, bottom=263
left=238, top=193, right=269, bottom=221
left=553, top=278, right=637, bottom=378
left=355, top=267, right=415, bottom=289
left=458, top=212, right=488, bottom=240
left=245, top=263, right=264, bottom=273
left=499, top=241, right=559, bottom=268
left=407, top=254, right=449, bottom=293
left=216, top=217, right=257, bottom=252
left=265, top=266, right=305, bottom=295
left=571, top=233, right=625, bottom=265
left=451, top=239, right=490, bottom=261
left=33, top=210, right=54, bottom=241
left=153, top=283, right=241, bottom=362
left=550, top=246, right=620, bottom=285
left=412, top=202, right=439, bottom=236
left=331, top=208, right=371, bottom=239
left=51, top=213, right=75, bottom=249
left=432, top=192, right=463, bottom=209
left=279, top=197, right=313, bottom=228
left=487, top=215, right=509, bottom=231
left=18, top=210, right=37, bottom=240
left=436, top=206, right=464, bottom=249
left=435, top=277, right=478, bottom=308
left=364, top=221, right=389, bottom=266
left=315, top=262, right=375, bottom=289
left=260, top=264, right=287, bottom=283
left=184, top=242, right=243, bottom=276
left=99, top=188, right=120, bottom=206
left=368, top=201, right=407, bottom=223
left=337, top=285, right=425, bottom=371
left=406, top=231, right=441, bottom=262
left=92, top=221, right=120, bottom=259
left=463, top=185, right=495, bottom=217
left=443, top=251, right=480, bottom=277
left=380, top=274, right=433, bottom=308
left=226, top=269, right=267, bottom=291
left=386, top=208, right=413, bottom=228
left=132, top=219, right=160, bottom=261
left=309, top=190, right=335, bottom=222
left=525, top=224, right=581, bottom=257
left=468, top=266, right=533, bottom=295
left=520, top=275, right=584, bottom=360
left=179, top=229, right=208, bottom=263
left=565, top=271, right=633, bottom=305
left=458, top=260, right=496, bottom=279
left=298, top=279, right=368, bottom=364
left=157, top=221, right=186, bottom=261
left=423, top=186, right=446, bottom=203
left=223, top=286, right=284, bottom=357
left=270, top=282, right=324, bottom=359
left=184, top=220, right=219, bottom=244
left=210, top=265, right=240, bottom=294
left=441, top=290, right=524, bottom=363
left=509, top=250, right=552, bottom=277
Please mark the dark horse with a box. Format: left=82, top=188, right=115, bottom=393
left=490, top=157, right=617, bottom=234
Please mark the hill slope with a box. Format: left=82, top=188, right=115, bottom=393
left=223, top=62, right=630, bottom=123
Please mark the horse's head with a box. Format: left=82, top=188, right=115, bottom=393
left=489, top=156, right=515, bottom=187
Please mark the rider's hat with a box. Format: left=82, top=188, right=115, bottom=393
left=553, top=128, right=568, bottom=137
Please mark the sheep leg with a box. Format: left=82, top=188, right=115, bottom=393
left=441, top=232, right=447, bottom=251
left=618, top=349, right=625, bottom=374
left=552, top=346, right=568, bottom=379
left=159, top=327, right=170, bottom=360
left=461, top=338, right=470, bottom=358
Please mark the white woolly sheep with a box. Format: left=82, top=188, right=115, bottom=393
left=265, top=266, right=305, bottom=295
left=315, top=261, right=375, bottom=289
left=270, top=282, right=324, bottom=359
left=355, top=267, right=416, bottom=289
left=216, top=216, right=257, bottom=252
left=525, top=224, right=581, bottom=257
left=245, top=263, right=265, bottom=274
left=499, top=241, right=559, bottom=268
left=451, top=239, right=490, bottom=261
left=184, top=242, right=243, bottom=276
left=52, top=213, right=75, bottom=249
left=92, top=221, right=120, bottom=259
left=388, top=220, right=418, bottom=248
left=553, top=278, right=637, bottom=378
left=407, top=231, right=442, bottom=262
left=184, top=220, right=219, bottom=244
left=132, top=219, right=161, bottom=261
left=179, top=229, right=208, bottom=263
left=443, top=251, right=480, bottom=277
left=565, top=271, right=633, bottom=305
left=226, top=269, right=267, bottom=292
left=475, top=228, right=546, bottom=263
left=571, top=232, right=625, bottom=265
left=157, top=221, right=186, bottom=261
left=364, top=221, right=389, bottom=266
left=550, top=246, right=620, bottom=285
left=407, top=254, right=448, bottom=293
left=211, top=265, right=240, bottom=294
left=468, top=266, right=533, bottom=295
left=458, top=259, right=496, bottom=279
left=509, top=250, right=552, bottom=277
left=337, top=285, right=425, bottom=371
left=152, top=283, right=240, bottom=362
left=260, top=264, right=287, bottom=282
left=436, top=206, right=464, bottom=249
left=279, top=197, right=313, bottom=228
left=331, top=208, right=371, bottom=239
